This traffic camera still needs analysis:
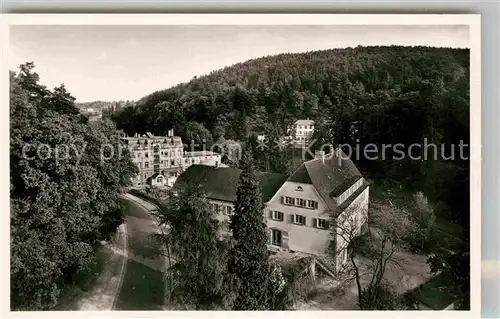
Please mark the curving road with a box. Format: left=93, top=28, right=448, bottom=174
left=113, top=195, right=166, bottom=310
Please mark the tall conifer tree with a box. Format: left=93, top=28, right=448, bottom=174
left=227, top=149, right=271, bottom=310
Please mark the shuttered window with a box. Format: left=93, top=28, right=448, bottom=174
left=271, top=229, right=282, bottom=246
left=284, top=196, right=294, bottom=205
left=315, top=218, right=329, bottom=229
left=270, top=210, right=284, bottom=221
left=295, top=198, right=306, bottom=207
left=307, top=200, right=318, bottom=209
left=293, top=215, right=306, bottom=225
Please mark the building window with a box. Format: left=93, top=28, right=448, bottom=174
left=222, top=220, right=230, bottom=232
left=336, top=254, right=342, bottom=268
left=339, top=193, right=345, bottom=203
left=154, top=164, right=160, bottom=173
left=145, top=152, right=149, bottom=158
left=294, top=214, right=306, bottom=225
left=295, top=198, right=306, bottom=207
left=213, top=204, right=221, bottom=214
left=224, top=206, right=233, bottom=216
left=271, top=211, right=284, bottom=221
left=284, top=196, right=294, bottom=205
left=153, top=145, right=159, bottom=153
left=271, top=229, right=282, bottom=246
left=145, top=162, right=149, bottom=168
left=316, top=218, right=328, bottom=229
left=307, top=200, right=318, bottom=209
left=295, top=186, right=303, bottom=191
left=171, top=160, right=175, bottom=166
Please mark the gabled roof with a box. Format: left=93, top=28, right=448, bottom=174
left=173, top=165, right=288, bottom=203
left=288, top=150, right=362, bottom=213
left=295, top=119, right=314, bottom=126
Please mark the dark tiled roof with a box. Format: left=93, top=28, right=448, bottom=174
left=288, top=150, right=362, bottom=212
left=173, top=165, right=287, bottom=203
left=330, top=175, right=363, bottom=198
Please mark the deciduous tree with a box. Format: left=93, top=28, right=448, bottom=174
left=154, top=183, right=230, bottom=310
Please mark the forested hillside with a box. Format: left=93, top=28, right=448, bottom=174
left=10, top=63, right=138, bottom=310
left=76, top=100, right=135, bottom=116
left=111, top=45, right=469, bottom=225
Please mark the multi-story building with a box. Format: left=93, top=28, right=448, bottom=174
left=173, top=149, right=369, bottom=272
left=121, top=129, right=221, bottom=186
left=289, top=119, right=315, bottom=144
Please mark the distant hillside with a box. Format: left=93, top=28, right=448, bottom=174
left=111, top=45, right=470, bottom=229
left=76, top=100, right=136, bottom=114
left=112, top=45, right=468, bottom=141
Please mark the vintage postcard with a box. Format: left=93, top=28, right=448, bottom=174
left=2, top=14, right=481, bottom=318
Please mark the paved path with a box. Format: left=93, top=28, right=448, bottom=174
left=76, top=224, right=128, bottom=310
left=113, top=195, right=167, bottom=310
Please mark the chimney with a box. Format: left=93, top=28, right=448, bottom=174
left=315, top=150, right=325, bottom=163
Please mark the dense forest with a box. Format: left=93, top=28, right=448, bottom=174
left=112, top=45, right=469, bottom=226
left=111, top=45, right=470, bottom=307
left=76, top=100, right=135, bottom=116
left=10, top=63, right=137, bottom=310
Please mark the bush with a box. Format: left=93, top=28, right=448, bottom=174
left=402, top=192, right=439, bottom=254
left=360, top=284, right=405, bottom=310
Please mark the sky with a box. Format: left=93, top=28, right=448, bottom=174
left=10, top=25, right=469, bottom=102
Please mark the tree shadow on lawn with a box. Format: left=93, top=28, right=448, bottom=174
left=114, top=259, right=164, bottom=310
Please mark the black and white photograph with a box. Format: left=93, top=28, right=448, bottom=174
left=5, top=14, right=481, bottom=314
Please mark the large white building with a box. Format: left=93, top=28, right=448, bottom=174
left=173, top=149, right=369, bottom=272
left=288, top=119, right=315, bottom=145
left=121, top=129, right=221, bottom=186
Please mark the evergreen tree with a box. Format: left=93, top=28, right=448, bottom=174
left=228, top=149, right=271, bottom=310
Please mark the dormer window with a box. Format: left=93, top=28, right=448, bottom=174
left=295, top=186, right=303, bottom=191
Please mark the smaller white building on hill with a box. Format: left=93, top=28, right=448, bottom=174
left=288, top=119, right=315, bottom=145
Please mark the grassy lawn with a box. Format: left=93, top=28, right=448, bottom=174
left=54, top=247, right=110, bottom=310
left=114, top=259, right=165, bottom=310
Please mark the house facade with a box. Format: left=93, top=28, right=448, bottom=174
left=289, top=119, right=315, bottom=144
left=173, top=149, right=369, bottom=272
left=265, top=150, right=369, bottom=271
left=121, top=129, right=221, bottom=185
